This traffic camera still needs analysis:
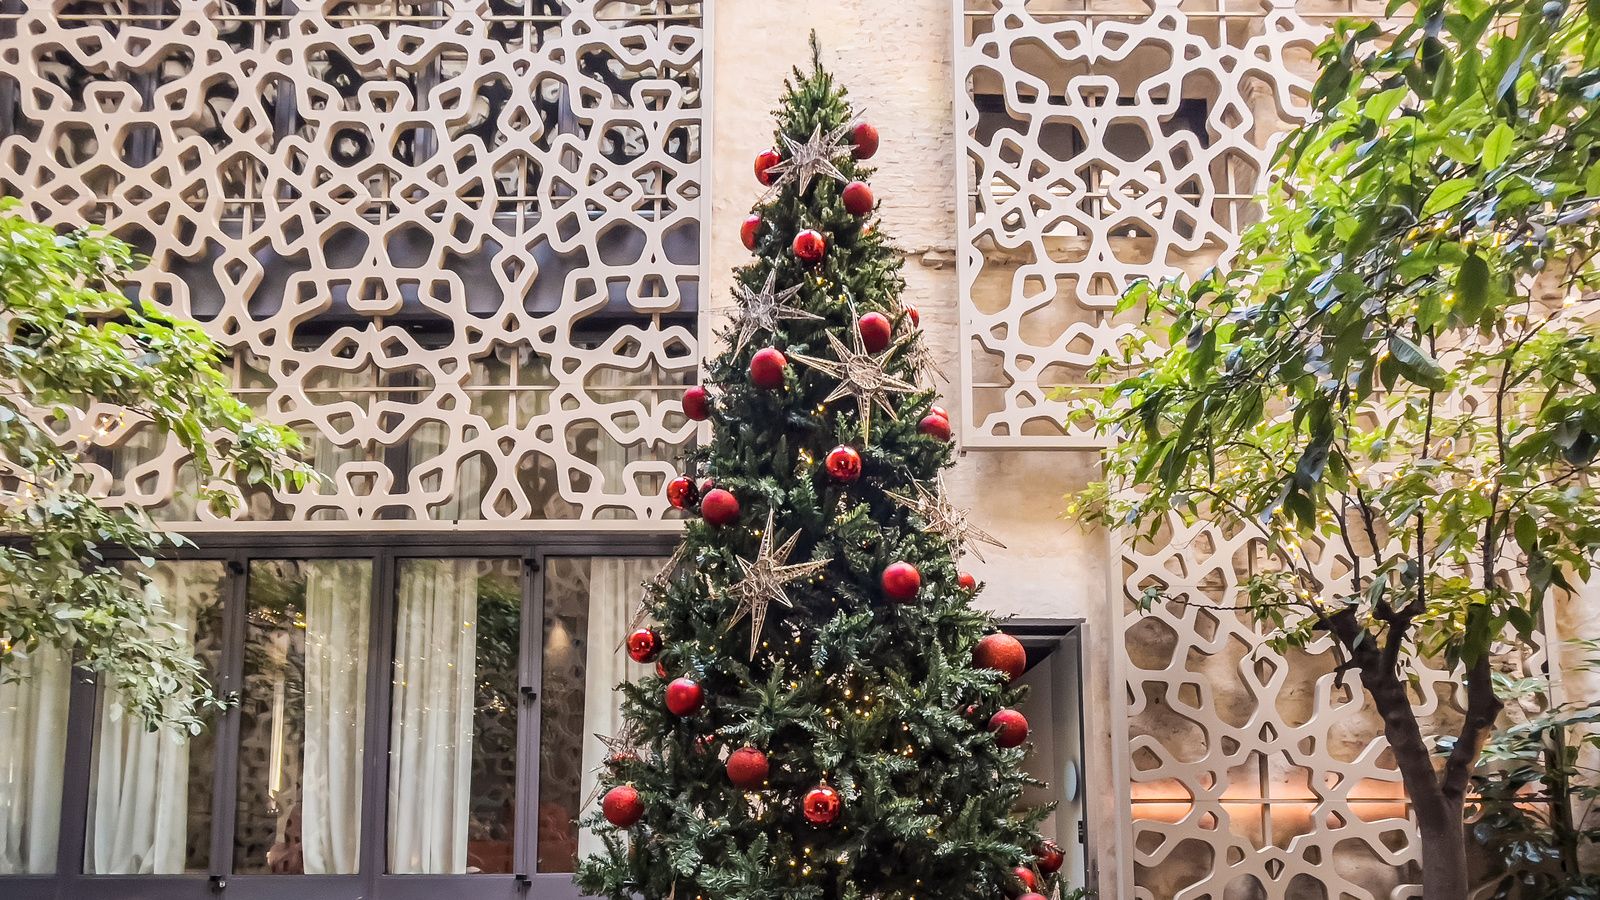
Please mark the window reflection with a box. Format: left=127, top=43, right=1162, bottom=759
left=235, top=559, right=372, bottom=875
left=537, top=557, right=664, bottom=873
left=85, top=561, right=227, bottom=874
left=388, top=558, right=520, bottom=874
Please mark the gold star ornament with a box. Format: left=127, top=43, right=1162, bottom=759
left=886, top=481, right=1007, bottom=562
left=765, top=122, right=854, bottom=196
left=722, top=509, right=830, bottom=657
left=790, top=329, right=918, bottom=443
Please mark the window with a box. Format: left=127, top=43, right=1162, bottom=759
left=0, top=536, right=671, bottom=900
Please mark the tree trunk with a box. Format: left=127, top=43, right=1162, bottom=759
left=1409, top=783, right=1470, bottom=900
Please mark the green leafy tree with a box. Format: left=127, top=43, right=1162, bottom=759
left=0, top=204, right=306, bottom=731
left=576, top=43, right=1061, bottom=900
left=1071, top=0, right=1600, bottom=895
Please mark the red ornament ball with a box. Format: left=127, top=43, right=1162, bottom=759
left=750, top=347, right=788, bottom=389
left=842, top=180, right=874, bottom=216
left=857, top=312, right=892, bottom=354
left=851, top=122, right=879, bottom=159
left=700, top=488, right=741, bottom=526
left=989, top=708, right=1029, bottom=748
left=919, top=413, right=953, bottom=442
left=906, top=304, right=921, bottom=327
left=802, top=783, right=842, bottom=826
left=974, top=633, right=1027, bottom=683
left=825, top=444, right=863, bottom=483
left=667, top=476, right=698, bottom=510
left=602, top=785, right=644, bottom=827
left=740, top=214, right=762, bottom=250
left=665, top=677, right=703, bottom=716
left=655, top=660, right=669, bottom=679
left=627, top=627, right=663, bottom=664
left=693, top=734, right=716, bottom=757
left=792, top=229, right=826, bottom=262
left=881, top=561, right=922, bottom=602
left=1035, top=841, right=1065, bottom=874
left=1012, top=866, right=1038, bottom=893
left=682, top=385, right=711, bottom=421
left=1018, top=893, right=1049, bottom=900
left=699, top=476, right=717, bottom=493
left=726, top=746, right=770, bottom=790
left=931, top=404, right=948, bottom=419
left=958, top=571, right=978, bottom=591
left=755, top=148, right=782, bottom=185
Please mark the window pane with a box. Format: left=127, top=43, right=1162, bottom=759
left=85, top=561, right=227, bottom=874
left=388, top=558, right=520, bottom=874
left=235, top=559, right=371, bottom=875
left=0, top=644, right=70, bottom=874
left=537, top=557, right=665, bottom=873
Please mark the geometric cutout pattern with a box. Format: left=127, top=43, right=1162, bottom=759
left=955, top=0, right=1347, bottom=446
left=0, top=1, right=704, bottom=525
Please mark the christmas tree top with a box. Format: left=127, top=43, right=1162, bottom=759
left=575, top=37, right=1062, bottom=900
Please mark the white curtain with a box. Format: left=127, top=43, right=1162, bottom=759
left=0, top=644, right=69, bottom=874
left=86, top=565, right=214, bottom=874
left=300, top=560, right=370, bottom=875
left=387, top=559, right=478, bottom=873
left=576, top=557, right=659, bottom=860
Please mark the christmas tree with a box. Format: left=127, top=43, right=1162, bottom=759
left=574, top=40, right=1061, bottom=900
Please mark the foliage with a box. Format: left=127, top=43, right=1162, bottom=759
left=1469, top=642, right=1600, bottom=898
left=1070, top=0, right=1600, bottom=892
left=575, top=40, right=1056, bottom=900
left=0, top=203, right=307, bottom=731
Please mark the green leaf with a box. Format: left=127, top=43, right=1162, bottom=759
left=1387, top=332, right=1449, bottom=389
left=1481, top=122, right=1514, bottom=170
left=1423, top=177, right=1477, bottom=215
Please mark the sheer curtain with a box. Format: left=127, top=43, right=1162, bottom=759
left=300, top=560, right=370, bottom=874
left=576, top=557, right=659, bottom=860
left=86, top=566, right=213, bottom=874
left=387, top=559, right=477, bottom=873
left=0, top=644, right=69, bottom=873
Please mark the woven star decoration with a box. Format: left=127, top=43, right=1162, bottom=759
left=618, top=541, right=688, bottom=650
left=886, top=481, right=1007, bottom=563
left=903, top=334, right=947, bottom=386
left=765, top=121, right=853, bottom=196
left=582, top=726, right=650, bottom=811
left=790, top=329, right=917, bottom=443
left=716, top=268, right=820, bottom=356
left=722, top=509, right=830, bottom=658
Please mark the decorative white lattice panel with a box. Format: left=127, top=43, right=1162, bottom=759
left=954, top=0, right=1360, bottom=446
left=0, top=0, right=705, bottom=527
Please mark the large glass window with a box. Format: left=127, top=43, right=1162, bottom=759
left=388, top=558, right=520, bottom=875
left=0, top=542, right=668, bottom=898
left=86, top=561, right=228, bottom=875
left=234, top=559, right=373, bottom=875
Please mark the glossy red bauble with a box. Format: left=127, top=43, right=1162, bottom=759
left=726, top=746, right=770, bottom=790
left=958, top=571, right=978, bottom=591
left=682, top=385, right=711, bottom=421
left=974, top=633, right=1027, bottom=683
left=740, top=214, right=762, bottom=250
left=857, top=312, right=892, bottom=353
left=1012, top=867, right=1037, bottom=893
left=665, top=677, right=703, bottom=716
left=627, top=627, right=663, bottom=663
left=851, top=122, right=879, bottom=159
left=750, top=347, right=788, bottom=389
left=906, top=304, right=920, bottom=327
left=655, top=660, right=669, bottom=679
left=881, top=561, right=922, bottom=602
left=1018, top=893, right=1048, bottom=900
left=755, top=148, right=782, bottom=185
left=700, top=488, right=740, bottom=526
left=919, top=413, right=953, bottom=442
left=792, top=229, right=826, bottom=262
left=931, top=405, right=948, bottom=420
left=802, top=784, right=842, bottom=826
left=842, top=180, right=874, bottom=216
left=825, top=444, right=863, bottom=483
left=602, top=785, right=644, bottom=827
left=989, top=708, right=1029, bottom=748
left=1035, top=840, right=1065, bottom=874
left=667, top=476, right=698, bottom=510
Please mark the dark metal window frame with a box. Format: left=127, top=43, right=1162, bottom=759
left=1, top=529, right=677, bottom=900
